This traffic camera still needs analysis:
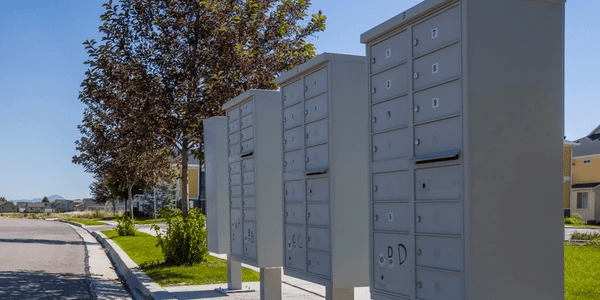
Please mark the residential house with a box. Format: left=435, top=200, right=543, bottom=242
left=571, top=125, right=600, bottom=222
left=0, top=201, right=18, bottom=213
left=16, top=202, right=28, bottom=212
left=54, top=200, right=74, bottom=213
left=44, top=203, right=54, bottom=213
left=25, top=202, right=45, bottom=213
left=175, top=154, right=203, bottom=209
left=564, top=139, right=579, bottom=216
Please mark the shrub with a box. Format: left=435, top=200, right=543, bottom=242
left=93, top=209, right=104, bottom=219
left=116, top=214, right=136, bottom=236
left=152, top=207, right=208, bottom=265
left=571, top=213, right=583, bottom=221
left=571, top=232, right=600, bottom=241
left=565, top=217, right=585, bottom=226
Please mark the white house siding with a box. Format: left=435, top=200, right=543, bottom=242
left=572, top=189, right=596, bottom=222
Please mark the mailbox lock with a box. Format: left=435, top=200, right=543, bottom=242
left=240, top=134, right=243, bottom=139
left=230, top=201, right=232, bottom=206
left=283, top=161, right=288, bottom=166
left=413, top=39, right=419, bottom=46
left=306, top=133, right=309, bottom=139
left=242, top=213, right=245, bottom=218
left=373, top=185, right=378, bottom=192
left=307, top=236, right=311, bottom=242
left=373, top=146, right=378, bottom=153
left=374, top=215, right=379, bottom=221
left=283, top=117, right=287, bottom=123
left=242, top=201, right=245, bottom=206
left=417, top=249, right=422, bottom=256
left=372, top=87, right=377, bottom=94
left=307, top=212, right=311, bottom=218
left=305, top=86, right=309, bottom=92
left=416, top=215, right=422, bottom=223
left=284, top=139, right=287, bottom=145
left=372, top=117, right=377, bottom=123
left=307, top=260, right=311, bottom=265
left=285, top=212, right=288, bottom=217
left=306, top=157, right=310, bottom=162
left=283, top=95, right=286, bottom=101
left=309, top=188, right=313, bottom=194
left=285, top=190, right=288, bottom=195
left=387, top=111, right=391, bottom=117
left=371, top=57, right=376, bottom=64
left=305, top=110, right=309, bottom=115
left=417, top=281, right=423, bottom=289
left=413, top=72, right=419, bottom=79
left=414, top=105, right=420, bottom=112
left=414, top=139, right=420, bottom=146
left=241, top=177, right=244, bottom=182
left=229, top=178, right=232, bottom=183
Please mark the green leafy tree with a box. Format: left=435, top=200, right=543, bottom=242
left=42, top=196, right=49, bottom=203
left=81, top=0, right=326, bottom=217
left=0, top=197, right=7, bottom=202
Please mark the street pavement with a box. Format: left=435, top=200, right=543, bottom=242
left=0, top=218, right=131, bottom=299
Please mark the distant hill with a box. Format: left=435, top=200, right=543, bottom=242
left=10, top=195, right=66, bottom=203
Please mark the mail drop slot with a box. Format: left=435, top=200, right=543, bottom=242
left=304, top=67, right=327, bottom=99
left=241, top=171, right=254, bottom=184
left=228, top=144, right=240, bottom=157
left=413, top=43, right=461, bottom=91
left=243, top=209, right=256, bottom=221
left=412, top=6, right=460, bottom=57
left=307, top=203, right=329, bottom=226
left=306, top=177, right=329, bottom=202
left=307, top=227, right=329, bottom=251
left=242, top=184, right=254, bottom=197
left=243, top=221, right=257, bottom=259
left=229, top=173, right=241, bottom=186
left=414, top=116, right=461, bottom=157
left=305, top=93, right=328, bottom=123
left=239, top=101, right=253, bottom=116
left=414, top=80, right=461, bottom=123
left=372, top=171, right=410, bottom=201
left=370, top=30, right=408, bottom=74
left=373, top=202, right=410, bottom=232
left=372, top=96, right=408, bottom=133
left=284, top=203, right=305, bottom=224
left=307, top=250, right=331, bottom=278
left=371, top=64, right=408, bottom=104
left=284, top=127, right=303, bottom=151
left=305, top=118, right=328, bottom=147
left=242, top=197, right=255, bottom=208
left=416, top=268, right=463, bottom=300
left=241, top=158, right=254, bottom=172
left=415, top=165, right=462, bottom=200
left=230, top=185, right=242, bottom=198
left=228, top=133, right=239, bottom=145
left=372, top=232, right=412, bottom=297
left=283, top=79, right=303, bottom=108
left=283, top=102, right=303, bottom=129
left=415, top=235, right=463, bottom=271
left=306, top=144, right=328, bottom=171
left=228, top=120, right=239, bottom=133
left=231, top=209, right=243, bottom=256
left=240, top=126, right=254, bottom=141
left=240, top=139, right=254, bottom=154
left=284, top=180, right=304, bottom=202
left=372, top=128, right=410, bottom=162
left=415, top=201, right=462, bottom=235
left=229, top=161, right=240, bottom=174
left=231, top=197, right=242, bottom=208
left=284, top=150, right=304, bottom=173
left=240, top=114, right=253, bottom=129
left=227, top=108, right=239, bottom=122
left=286, top=225, right=306, bottom=271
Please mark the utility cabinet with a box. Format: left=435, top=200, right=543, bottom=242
left=276, top=53, right=369, bottom=295
left=361, top=0, right=565, bottom=299
left=222, top=90, right=283, bottom=267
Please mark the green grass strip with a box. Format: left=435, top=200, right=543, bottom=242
left=67, top=218, right=107, bottom=226
left=565, top=244, right=600, bottom=299
left=102, top=230, right=260, bottom=286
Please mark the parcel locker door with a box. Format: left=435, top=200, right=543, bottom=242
left=285, top=225, right=306, bottom=271
left=372, top=232, right=412, bottom=297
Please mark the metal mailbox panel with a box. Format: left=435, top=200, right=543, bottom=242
left=230, top=185, right=242, bottom=198
left=242, top=197, right=255, bottom=208
left=241, top=158, right=254, bottom=172
left=372, top=128, right=410, bottom=161
left=414, top=80, right=461, bottom=123
left=240, top=114, right=253, bottom=129
left=306, top=177, right=329, bottom=202
left=285, top=203, right=305, bottom=225
left=284, top=180, right=304, bottom=202
left=228, top=133, right=239, bottom=145
left=372, top=171, right=410, bottom=201
left=283, top=79, right=304, bottom=108
left=285, top=225, right=306, bottom=271
left=305, top=118, right=328, bottom=147
left=284, top=126, right=303, bottom=151
left=284, top=150, right=304, bottom=173
left=414, top=116, right=461, bottom=157
left=415, top=236, right=463, bottom=272
left=243, top=221, right=257, bottom=259
left=416, top=268, right=463, bottom=300
left=412, top=6, right=460, bottom=57
left=304, top=67, right=328, bottom=99
left=243, top=209, right=256, bottom=221
left=415, top=165, right=462, bottom=200
left=372, top=96, right=409, bottom=133
left=241, top=171, right=254, bottom=185
left=371, top=64, right=408, bottom=104
left=240, top=139, right=254, bottom=154
left=415, top=202, right=462, bottom=235
left=229, top=161, right=241, bottom=174
left=229, top=173, right=241, bottom=186
left=228, top=144, right=240, bottom=157
left=304, top=93, right=328, bottom=123
left=413, top=43, right=461, bottom=91
left=231, top=197, right=242, bottom=208
left=227, top=108, right=239, bottom=122
left=240, top=126, right=254, bottom=141
left=307, top=250, right=331, bottom=278
left=373, top=202, right=410, bottom=232
left=228, top=120, right=239, bottom=133
left=231, top=209, right=243, bottom=256
left=242, top=184, right=254, bottom=197
left=283, top=102, right=304, bottom=130
left=239, top=101, right=253, bottom=116
left=370, top=30, right=409, bottom=74
left=307, top=227, right=330, bottom=252
left=372, top=232, right=412, bottom=297
left=306, top=203, right=329, bottom=226
left=306, top=144, right=328, bottom=171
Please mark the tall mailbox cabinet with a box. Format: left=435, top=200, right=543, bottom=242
left=361, top=0, right=565, bottom=300
left=276, top=53, right=369, bottom=299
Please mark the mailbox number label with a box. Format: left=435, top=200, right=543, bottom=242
left=431, top=27, right=439, bottom=39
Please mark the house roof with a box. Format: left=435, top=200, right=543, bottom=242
left=26, top=202, right=46, bottom=208
left=573, top=130, right=600, bottom=157
left=0, top=202, right=15, bottom=207
left=572, top=182, right=600, bottom=189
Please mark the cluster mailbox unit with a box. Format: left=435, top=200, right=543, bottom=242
left=276, top=53, right=369, bottom=299
left=222, top=90, right=284, bottom=298
left=361, top=0, right=565, bottom=300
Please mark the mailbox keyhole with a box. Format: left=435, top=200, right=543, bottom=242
left=422, top=183, right=426, bottom=189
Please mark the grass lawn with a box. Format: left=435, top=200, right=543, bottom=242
left=565, top=244, right=600, bottom=299
left=102, top=230, right=260, bottom=286
left=66, top=218, right=107, bottom=226
left=134, top=218, right=166, bottom=225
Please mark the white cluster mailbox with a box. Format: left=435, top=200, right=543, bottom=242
left=361, top=0, right=564, bottom=300
left=222, top=90, right=283, bottom=268
left=276, top=53, right=369, bottom=298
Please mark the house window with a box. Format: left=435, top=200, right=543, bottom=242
left=584, top=159, right=591, bottom=164
left=577, top=192, right=589, bottom=209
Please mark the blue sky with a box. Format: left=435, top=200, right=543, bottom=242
left=0, top=0, right=596, bottom=200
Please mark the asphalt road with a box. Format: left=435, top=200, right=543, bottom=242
left=0, top=218, right=129, bottom=299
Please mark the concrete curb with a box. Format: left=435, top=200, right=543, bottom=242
left=58, top=219, right=85, bottom=228
left=91, top=231, right=176, bottom=300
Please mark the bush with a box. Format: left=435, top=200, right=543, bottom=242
left=571, top=213, right=583, bottom=221
left=93, top=209, right=104, bottom=219
left=152, top=207, right=208, bottom=265
left=571, top=232, right=600, bottom=241
left=116, top=214, right=136, bottom=236
left=565, top=217, right=585, bottom=226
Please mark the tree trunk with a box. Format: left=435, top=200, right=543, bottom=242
left=181, top=146, right=189, bottom=218
left=128, top=185, right=134, bottom=219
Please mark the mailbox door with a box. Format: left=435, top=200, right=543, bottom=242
left=285, top=225, right=306, bottom=272
left=372, top=232, right=413, bottom=297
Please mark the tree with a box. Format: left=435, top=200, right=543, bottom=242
left=82, top=0, right=326, bottom=217
left=42, top=196, right=49, bottom=203
left=0, top=197, right=7, bottom=202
